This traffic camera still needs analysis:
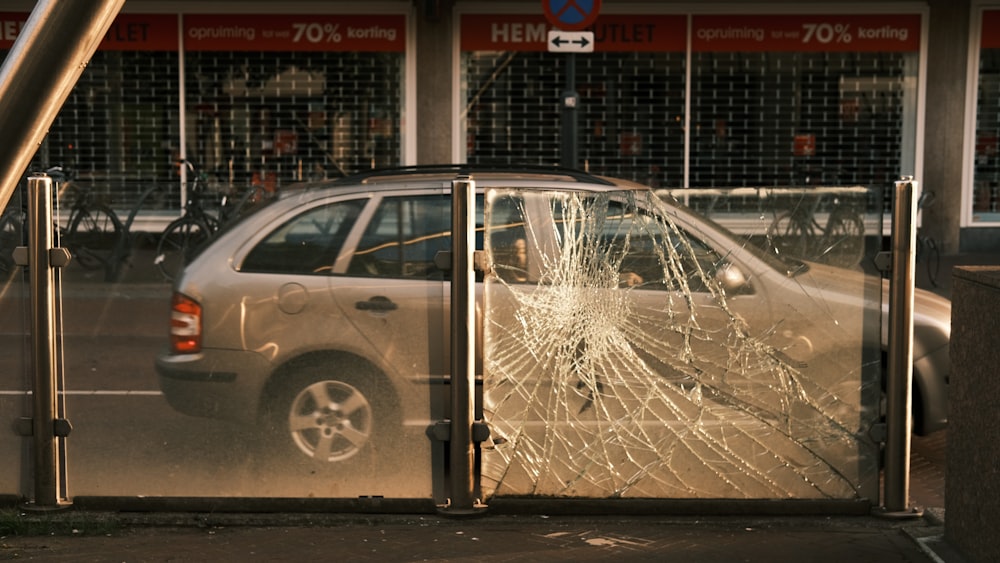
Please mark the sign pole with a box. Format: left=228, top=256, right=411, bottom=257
left=543, top=1, right=601, bottom=170
left=560, top=53, right=579, bottom=169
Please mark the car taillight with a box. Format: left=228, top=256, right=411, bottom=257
left=170, top=292, right=202, bottom=354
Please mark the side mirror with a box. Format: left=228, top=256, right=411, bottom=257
left=716, top=262, right=752, bottom=295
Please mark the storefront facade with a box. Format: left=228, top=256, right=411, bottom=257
left=970, top=6, right=1000, bottom=228
left=1, top=0, right=997, bottom=251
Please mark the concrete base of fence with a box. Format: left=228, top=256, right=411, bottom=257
left=945, top=265, right=1000, bottom=562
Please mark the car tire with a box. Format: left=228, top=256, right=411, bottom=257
left=267, top=363, right=399, bottom=466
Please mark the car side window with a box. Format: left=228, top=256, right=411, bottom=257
left=488, top=194, right=531, bottom=283
left=551, top=197, right=722, bottom=292
left=240, top=199, right=365, bottom=274
left=607, top=204, right=723, bottom=292
left=347, top=194, right=451, bottom=280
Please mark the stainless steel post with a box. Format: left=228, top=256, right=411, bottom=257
left=26, top=175, right=69, bottom=509
left=0, top=0, right=125, bottom=213
left=445, top=176, right=481, bottom=514
left=882, top=177, right=919, bottom=515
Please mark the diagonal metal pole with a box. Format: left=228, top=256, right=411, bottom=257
left=0, top=0, right=126, bottom=213
left=0, top=0, right=124, bottom=507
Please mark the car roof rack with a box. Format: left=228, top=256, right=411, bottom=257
left=327, top=163, right=618, bottom=186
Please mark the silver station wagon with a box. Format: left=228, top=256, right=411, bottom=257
left=155, top=166, right=950, bottom=498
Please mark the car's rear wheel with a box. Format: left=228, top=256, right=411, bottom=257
left=268, top=364, right=398, bottom=465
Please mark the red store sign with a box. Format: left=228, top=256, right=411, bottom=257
left=461, top=14, right=686, bottom=52
left=982, top=10, right=1000, bottom=49
left=184, top=14, right=405, bottom=52
left=693, top=14, right=921, bottom=52
left=0, top=13, right=178, bottom=50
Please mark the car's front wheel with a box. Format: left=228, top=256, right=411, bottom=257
left=268, top=365, right=397, bottom=464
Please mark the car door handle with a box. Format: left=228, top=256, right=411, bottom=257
left=355, top=296, right=398, bottom=311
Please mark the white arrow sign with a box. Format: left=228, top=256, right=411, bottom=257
left=547, top=30, right=594, bottom=53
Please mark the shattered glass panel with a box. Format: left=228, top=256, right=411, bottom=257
left=481, top=188, right=880, bottom=499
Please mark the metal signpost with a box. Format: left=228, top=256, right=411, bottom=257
left=543, top=0, right=601, bottom=169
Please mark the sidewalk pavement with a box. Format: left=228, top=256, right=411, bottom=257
left=0, top=511, right=960, bottom=562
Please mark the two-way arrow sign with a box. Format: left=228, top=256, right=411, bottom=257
left=547, top=30, right=594, bottom=53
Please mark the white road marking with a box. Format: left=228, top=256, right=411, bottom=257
left=0, top=390, right=162, bottom=396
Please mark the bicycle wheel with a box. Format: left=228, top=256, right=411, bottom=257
left=765, top=211, right=813, bottom=260
left=819, top=209, right=865, bottom=267
left=63, top=204, right=123, bottom=271
left=917, top=235, right=941, bottom=288
left=154, top=217, right=212, bottom=281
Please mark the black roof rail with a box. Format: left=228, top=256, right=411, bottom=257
left=327, top=163, right=617, bottom=186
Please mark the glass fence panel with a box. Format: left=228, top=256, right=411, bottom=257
left=0, top=189, right=29, bottom=499
left=11, top=177, right=935, bottom=507
left=58, top=187, right=439, bottom=500
left=482, top=186, right=882, bottom=500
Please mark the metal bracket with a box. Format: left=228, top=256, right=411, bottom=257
left=14, top=417, right=32, bottom=436
left=12, top=246, right=27, bottom=266
left=868, top=422, right=888, bottom=443
left=430, top=420, right=450, bottom=441
left=433, top=250, right=451, bottom=271
left=873, top=251, right=892, bottom=275
left=50, top=247, right=72, bottom=268
left=429, top=420, right=491, bottom=443
left=54, top=418, right=72, bottom=437
left=12, top=417, right=73, bottom=437
left=11, top=246, right=72, bottom=268
left=433, top=250, right=488, bottom=273
left=472, top=421, right=490, bottom=443
left=473, top=250, right=488, bottom=273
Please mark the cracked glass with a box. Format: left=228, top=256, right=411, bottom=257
left=480, top=187, right=881, bottom=500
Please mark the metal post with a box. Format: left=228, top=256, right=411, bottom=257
left=881, top=177, right=920, bottom=517
left=26, top=175, right=71, bottom=509
left=442, top=176, right=484, bottom=515
left=0, top=0, right=126, bottom=213
left=560, top=54, right=579, bottom=169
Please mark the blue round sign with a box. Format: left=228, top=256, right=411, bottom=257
left=542, top=0, right=602, bottom=31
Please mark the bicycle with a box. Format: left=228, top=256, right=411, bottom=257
left=152, top=161, right=217, bottom=281
left=101, top=181, right=169, bottom=282
left=915, top=190, right=941, bottom=288
left=765, top=190, right=866, bottom=268
left=0, top=167, right=124, bottom=280
left=154, top=161, right=267, bottom=281
left=0, top=187, right=26, bottom=279
left=52, top=167, right=126, bottom=280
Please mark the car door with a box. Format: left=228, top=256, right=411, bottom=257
left=329, top=190, right=452, bottom=388
left=233, top=196, right=370, bottom=361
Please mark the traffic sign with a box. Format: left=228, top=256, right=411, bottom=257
left=542, top=0, right=601, bottom=31
left=547, top=30, right=594, bottom=53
